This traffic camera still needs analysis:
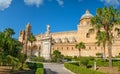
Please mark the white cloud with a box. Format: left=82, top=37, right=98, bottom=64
left=0, top=0, right=12, bottom=11
left=24, top=0, right=43, bottom=7
left=56, top=0, right=64, bottom=7
left=100, top=0, right=120, bottom=7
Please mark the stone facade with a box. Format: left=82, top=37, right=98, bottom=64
left=19, top=10, right=120, bottom=59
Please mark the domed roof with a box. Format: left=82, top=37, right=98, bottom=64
left=80, top=10, right=93, bottom=20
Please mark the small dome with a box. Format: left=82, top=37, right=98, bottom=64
left=80, top=10, right=93, bottom=20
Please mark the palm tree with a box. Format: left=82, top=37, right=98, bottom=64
left=0, top=28, right=23, bottom=71
left=75, top=42, right=86, bottom=57
left=90, top=6, right=120, bottom=69
left=38, top=45, right=41, bottom=57
left=4, top=28, right=15, bottom=38
left=28, top=33, right=36, bottom=56
left=96, top=31, right=107, bottom=60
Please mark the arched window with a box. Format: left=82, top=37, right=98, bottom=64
left=71, top=47, right=73, bottom=50
left=67, top=47, right=68, bottom=50
left=86, top=33, right=90, bottom=38
left=89, top=46, right=91, bottom=50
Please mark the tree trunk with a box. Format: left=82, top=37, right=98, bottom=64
left=79, top=49, right=81, bottom=57
left=107, top=41, right=112, bottom=70
left=30, top=42, right=33, bottom=56
left=31, top=43, right=32, bottom=56
left=39, top=46, right=40, bottom=57
left=21, top=62, right=24, bottom=70
left=103, top=46, right=106, bottom=60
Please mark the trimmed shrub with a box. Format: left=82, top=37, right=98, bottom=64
left=36, top=68, right=44, bottom=74
left=30, top=56, right=45, bottom=62
left=88, top=59, right=120, bottom=67
left=64, top=56, right=72, bottom=61
left=26, top=62, right=43, bottom=70
left=25, top=62, right=44, bottom=74
left=80, top=57, right=89, bottom=67
left=96, top=53, right=102, bottom=58
left=72, top=56, right=95, bottom=61
left=64, top=62, right=106, bottom=74
left=89, top=59, right=109, bottom=67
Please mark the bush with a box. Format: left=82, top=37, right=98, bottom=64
left=64, top=62, right=106, bottom=74
left=51, top=50, right=63, bottom=63
left=96, top=53, right=102, bottom=58
left=30, top=56, right=45, bottom=62
left=64, top=56, right=72, bottom=61
left=80, top=58, right=89, bottom=67
left=72, top=56, right=94, bottom=61
left=26, top=62, right=43, bottom=70
left=88, top=59, right=120, bottom=67
left=89, top=59, right=109, bottom=67
left=25, top=62, right=44, bottom=74
left=36, top=68, right=44, bottom=74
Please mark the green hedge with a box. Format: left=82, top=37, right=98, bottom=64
left=36, top=68, right=44, bottom=74
left=89, top=59, right=120, bottom=67
left=72, top=56, right=94, bottom=61
left=26, top=62, right=43, bottom=70
left=26, top=62, right=44, bottom=74
left=64, top=62, right=106, bottom=74
left=30, top=56, right=45, bottom=62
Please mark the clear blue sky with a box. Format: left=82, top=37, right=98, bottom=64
left=0, top=0, right=120, bottom=39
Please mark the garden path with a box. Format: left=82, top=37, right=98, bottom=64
left=44, top=63, right=74, bottom=74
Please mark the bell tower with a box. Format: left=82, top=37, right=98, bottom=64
left=18, top=30, right=25, bottom=42
left=25, top=22, right=31, bottom=41
left=77, top=10, right=94, bottom=42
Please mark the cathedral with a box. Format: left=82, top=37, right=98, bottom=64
left=19, top=10, right=120, bottom=60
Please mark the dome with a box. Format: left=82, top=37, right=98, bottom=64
left=80, top=10, right=93, bottom=20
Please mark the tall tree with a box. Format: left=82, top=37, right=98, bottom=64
left=0, top=28, right=23, bottom=71
left=96, top=31, right=107, bottom=59
left=90, top=6, right=120, bottom=69
left=28, top=33, right=36, bottom=56
left=75, top=42, right=86, bottom=57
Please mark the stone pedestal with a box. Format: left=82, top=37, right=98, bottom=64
left=41, top=36, right=52, bottom=60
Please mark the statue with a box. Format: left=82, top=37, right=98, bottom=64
left=46, top=24, right=50, bottom=34
left=46, top=24, right=50, bottom=36
left=47, top=25, right=50, bottom=32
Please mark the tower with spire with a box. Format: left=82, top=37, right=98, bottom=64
left=18, top=22, right=31, bottom=42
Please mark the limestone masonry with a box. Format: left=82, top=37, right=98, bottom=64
left=19, top=10, right=120, bottom=60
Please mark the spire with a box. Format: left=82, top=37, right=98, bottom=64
left=26, top=22, right=31, bottom=28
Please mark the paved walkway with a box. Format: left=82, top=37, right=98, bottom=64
left=44, top=63, right=73, bottom=74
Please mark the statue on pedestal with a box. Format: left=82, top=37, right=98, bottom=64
left=46, top=24, right=50, bottom=36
